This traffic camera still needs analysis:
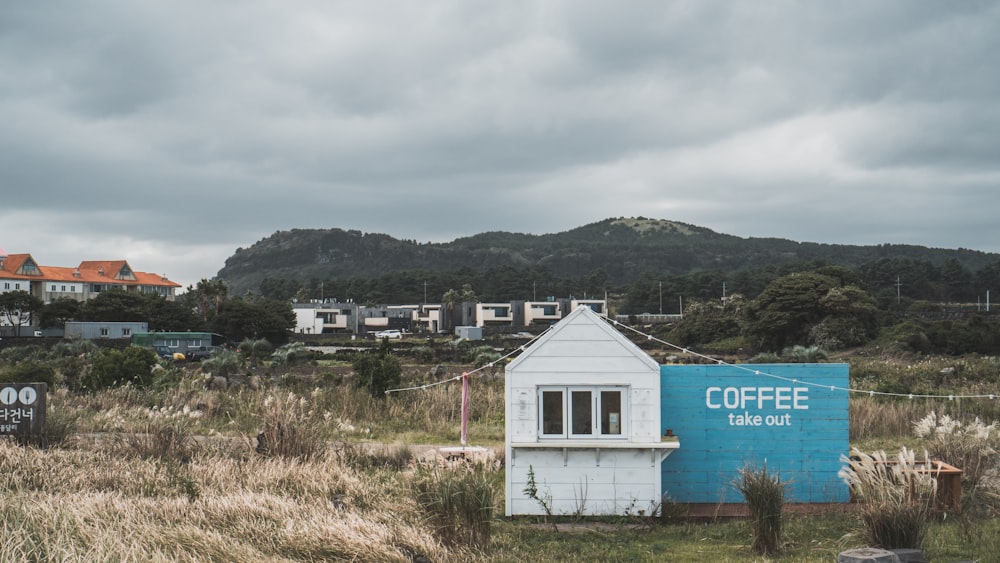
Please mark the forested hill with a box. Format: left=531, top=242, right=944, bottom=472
left=216, top=217, right=999, bottom=295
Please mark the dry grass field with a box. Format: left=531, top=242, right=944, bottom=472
left=2, top=352, right=1000, bottom=561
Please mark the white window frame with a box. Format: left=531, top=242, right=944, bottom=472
left=537, top=385, right=628, bottom=440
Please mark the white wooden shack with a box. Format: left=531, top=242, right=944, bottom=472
left=505, top=306, right=679, bottom=516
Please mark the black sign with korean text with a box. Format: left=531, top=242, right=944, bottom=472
left=0, top=382, right=46, bottom=438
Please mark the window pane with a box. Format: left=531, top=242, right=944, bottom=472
left=571, top=391, right=593, bottom=435
left=541, top=390, right=563, bottom=435
left=601, top=390, right=622, bottom=435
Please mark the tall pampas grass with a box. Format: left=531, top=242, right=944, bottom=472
left=839, top=447, right=939, bottom=549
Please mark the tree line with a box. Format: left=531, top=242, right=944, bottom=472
left=0, top=281, right=295, bottom=345
left=255, top=257, right=1000, bottom=314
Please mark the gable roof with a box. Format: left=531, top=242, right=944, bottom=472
left=0, top=253, right=43, bottom=277
left=0, top=254, right=180, bottom=288
left=506, top=305, right=659, bottom=373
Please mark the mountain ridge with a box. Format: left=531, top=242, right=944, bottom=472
left=216, top=217, right=999, bottom=295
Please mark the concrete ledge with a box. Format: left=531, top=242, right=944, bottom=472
left=837, top=548, right=900, bottom=563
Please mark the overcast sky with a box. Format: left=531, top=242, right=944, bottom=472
left=3, top=1, right=999, bottom=289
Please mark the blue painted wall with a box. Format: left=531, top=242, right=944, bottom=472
left=660, top=364, right=850, bottom=504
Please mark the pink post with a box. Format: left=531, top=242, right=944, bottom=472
left=460, top=372, right=470, bottom=446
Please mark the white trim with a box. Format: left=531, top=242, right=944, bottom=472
left=537, top=385, right=629, bottom=440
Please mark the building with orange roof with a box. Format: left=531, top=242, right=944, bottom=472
left=0, top=250, right=181, bottom=305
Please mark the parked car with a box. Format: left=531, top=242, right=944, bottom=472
left=185, top=346, right=214, bottom=362
left=154, top=345, right=186, bottom=361
left=374, top=329, right=403, bottom=339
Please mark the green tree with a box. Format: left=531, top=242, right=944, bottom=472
left=0, top=290, right=44, bottom=336
left=78, top=290, right=201, bottom=331
left=190, top=278, right=229, bottom=322
left=670, top=295, right=744, bottom=347
left=744, top=271, right=879, bottom=352
left=352, top=338, right=401, bottom=397
left=37, top=297, right=81, bottom=329
left=78, top=290, right=148, bottom=322
left=211, top=297, right=294, bottom=344
left=442, top=283, right=477, bottom=328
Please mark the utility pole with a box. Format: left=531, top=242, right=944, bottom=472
left=679, top=295, right=684, bottom=318
left=659, top=281, right=663, bottom=314
left=423, top=281, right=427, bottom=304
left=895, top=276, right=902, bottom=305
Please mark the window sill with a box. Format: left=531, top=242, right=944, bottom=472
left=509, top=440, right=679, bottom=467
left=512, top=441, right=679, bottom=449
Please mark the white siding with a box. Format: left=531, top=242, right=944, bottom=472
left=508, top=449, right=661, bottom=516
left=506, top=306, right=672, bottom=516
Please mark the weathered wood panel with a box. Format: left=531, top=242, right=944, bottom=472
left=660, top=364, right=850, bottom=504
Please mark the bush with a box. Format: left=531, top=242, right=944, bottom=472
left=270, top=342, right=314, bottom=366
left=734, top=463, right=784, bottom=556
left=81, top=347, right=158, bottom=391
left=747, top=352, right=781, bottom=364
left=0, top=360, right=57, bottom=387
left=352, top=339, right=401, bottom=398
left=0, top=345, right=49, bottom=366
left=782, top=345, right=828, bottom=363
left=408, top=346, right=435, bottom=363
left=839, top=447, right=938, bottom=549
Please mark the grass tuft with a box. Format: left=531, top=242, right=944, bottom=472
left=734, top=462, right=784, bottom=556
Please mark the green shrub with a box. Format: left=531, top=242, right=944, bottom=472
left=409, top=346, right=435, bottom=363
left=352, top=339, right=401, bottom=398
left=0, top=360, right=57, bottom=387
left=200, top=348, right=243, bottom=380
left=0, top=345, right=49, bottom=366
left=270, top=342, right=314, bottom=366
left=747, top=352, right=781, bottom=364
left=782, top=345, right=828, bottom=363
left=734, top=462, right=785, bottom=556
left=81, top=347, right=158, bottom=391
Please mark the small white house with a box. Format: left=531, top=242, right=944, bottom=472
left=505, top=306, right=678, bottom=516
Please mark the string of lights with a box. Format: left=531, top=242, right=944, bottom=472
left=603, top=316, right=999, bottom=401
left=383, top=329, right=552, bottom=394
left=385, top=310, right=997, bottom=401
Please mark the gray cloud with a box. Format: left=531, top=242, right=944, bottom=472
left=2, top=1, right=1000, bottom=288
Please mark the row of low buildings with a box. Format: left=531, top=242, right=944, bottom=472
left=0, top=249, right=182, bottom=336
left=1, top=248, right=611, bottom=339
left=293, top=298, right=608, bottom=336
left=0, top=249, right=181, bottom=304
